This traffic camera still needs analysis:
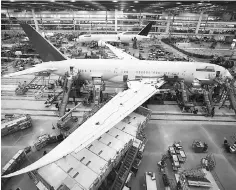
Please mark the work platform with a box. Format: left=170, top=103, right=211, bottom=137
left=29, top=107, right=149, bottom=190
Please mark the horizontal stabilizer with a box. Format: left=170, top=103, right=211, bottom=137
left=20, top=24, right=68, bottom=62
left=138, top=21, right=154, bottom=36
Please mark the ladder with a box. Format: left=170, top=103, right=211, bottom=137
left=225, top=82, right=236, bottom=114
left=111, top=145, right=138, bottom=190
left=59, top=75, right=74, bottom=117
left=219, top=89, right=228, bottom=108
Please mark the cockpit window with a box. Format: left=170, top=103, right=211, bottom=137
left=196, top=66, right=215, bottom=72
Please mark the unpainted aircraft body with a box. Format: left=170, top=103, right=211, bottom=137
left=6, top=58, right=232, bottom=85
left=2, top=24, right=232, bottom=178
left=76, top=22, right=154, bottom=43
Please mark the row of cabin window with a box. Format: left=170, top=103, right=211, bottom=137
left=79, top=69, right=129, bottom=73
left=79, top=69, right=180, bottom=75
left=136, top=71, right=180, bottom=75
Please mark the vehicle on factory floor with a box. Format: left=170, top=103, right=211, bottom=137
left=223, top=138, right=236, bottom=153
left=192, top=140, right=208, bottom=153
left=1, top=114, right=32, bottom=137
left=144, top=172, right=158, bottom=190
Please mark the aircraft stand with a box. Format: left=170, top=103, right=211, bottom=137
left=176, top=80, right=194, bottom=112
left=202, top=88, right=213, bottom=116
left=218, top=79, right=236, bottom=114
left=15, top=72, right=51, bottom=96
left=92, top=77, right=105, bottom=105
left=58, top=68, right=79, bottom=117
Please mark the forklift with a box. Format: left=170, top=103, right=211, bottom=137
left=192, top=140, right=208, bottom=153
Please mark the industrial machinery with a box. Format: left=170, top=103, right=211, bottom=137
left=192, top=140, right=208, bottom=153
left=1, top=114, right=32, bottom=137
left=1, top=149, right=26, bottom=188
left=34, top=134, right=59, bottom=151
left=57, top=103, right=80, bottom=135
left=92, top=77, right=105, bottom=105
left=15, top=72, right=51, bottom=96
left=202, top=88, right=214, bottom=116
left=176, top=81, right=195, bottom=113
left=45, top=91, right=63, bottom=107
left=201, top=154, right=216, bottom=171
left=223, top=137, right=236, bottom=153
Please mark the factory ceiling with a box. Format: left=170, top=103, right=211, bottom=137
left=1, top=0, right=236, bottom=16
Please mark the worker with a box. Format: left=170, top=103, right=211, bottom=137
left=177, top=181, right=181, bottom=190
left=22, top=81, right=27, bottom=88
left=224, top=137, right=228, bottom=144
left=43, top=150, right=47, bottom=155
left=203, top=143, right=208, bottom=152
left=18, top=82, right=21, bottom=88
left=192, top=107, right=198, bottom=114
left=211, top=107, right=215, bottom=117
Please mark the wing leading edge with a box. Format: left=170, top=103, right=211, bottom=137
left=105, top=43, right=138, bottom=60
left=2, top=79, right=165, bottom=178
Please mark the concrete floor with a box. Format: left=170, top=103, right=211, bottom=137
left=130, top=120, right=236, bottom=190
left=2, top=39, right=236, bottom=190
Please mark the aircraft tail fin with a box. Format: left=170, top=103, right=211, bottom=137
left=20, top=24, right=68, bottom=62
left=138, top=21, right=154, bottom=36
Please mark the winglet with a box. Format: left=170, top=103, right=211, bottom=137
left=138, top=21, right=154, bottom=36
left=20, top=24, right=68, bottom=62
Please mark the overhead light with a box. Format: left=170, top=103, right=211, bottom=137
left=113, top=0, right=118, bottom=2
left=51, top=0, right=55, bottom=2
left=130, top=6, right=134, bottom=7
left=176, top=2, right=182, bottom=4
left=134, top=1, right=139, bottom=3
left=71, top=0, right=75, bottom=2
left=10, top=0, right=15, bottom=2
left=198, top=3, right=203, bottom=5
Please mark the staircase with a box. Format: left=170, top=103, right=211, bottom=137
left=225, top=82, right=236, bottom=114
left=110, top=145, right=139, bottom=190
left=219, top=89, right=228, bottom=108
left=203, top=90, right=213, bottom=114
left=59, top=75, right=74, bottom=117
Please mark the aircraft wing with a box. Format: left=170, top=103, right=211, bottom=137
left=2, top=78, right=165, bottom=178
left=105, top=43, right=138, bottom=60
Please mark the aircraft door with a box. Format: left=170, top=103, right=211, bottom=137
left=123, top=75, right=128, bottom=82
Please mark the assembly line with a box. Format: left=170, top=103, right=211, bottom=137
left=1, top=1, right=236, bottom=190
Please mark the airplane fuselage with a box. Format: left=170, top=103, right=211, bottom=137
left=46, top=59, right=230, bottom=85
left=77, top=34, right=149, bottom=43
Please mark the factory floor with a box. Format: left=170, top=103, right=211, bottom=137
left=2, top=40, right=236, bottom=190
left=130, top=116, right=236, bottom=190
left=2, top=98, right=236, bottom=190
